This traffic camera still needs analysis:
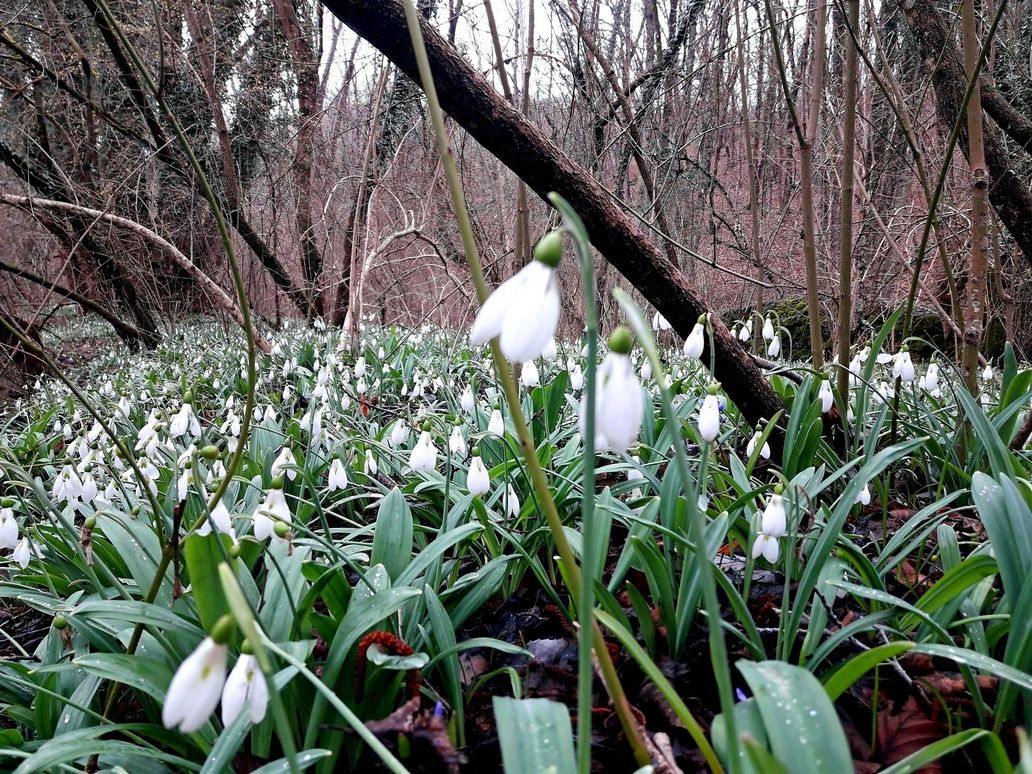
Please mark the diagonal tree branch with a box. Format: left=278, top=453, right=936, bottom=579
left=321, top=0, right=784, bottom=425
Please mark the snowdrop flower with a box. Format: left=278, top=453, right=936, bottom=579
left=697, top=386, right=722, bottom=442
left=0, top=508, right=18, bottom=549
left=818, top=380, right=834, bottom=413
left=221, top=650, right=268, bottom=726
left=919, top=363, right=940, bottom=394
left=583, top=328, right=644, bottom=453
left=639, top=359, right=652, bottom=381
left=738, top=320, right=752, bottom=342
left=271, top=447, right=297, bottom=481
left=469, top=231, right=562, bottom=362
left=12, top=537, right=32, bottom=569
left=504, top=483, right=520, bottom=519
left=449, top=425, right=467, bottom=457
left=389, top=419, right=411, bottom=448
left=982, top=363, right=994, bottom=381
left=652, top=311, right=671, bottom=331
left=521, top=360, right=540, bottom=388
left=746, top=428, right=771, bottom=460
left=760, top=490, right=787, bottom=537
left=683, top=317, right=706, bottom=360
left=766, top=336, right=781, bottom=358
left=857, top=482, right=872, bottom=506
left=761, top=317, right=775, bottom=341
left=892, top=348, right=915, bottom=383
left=354, top=356, right=367, bottom=378
left=163, top=618, right=233, bottom=733
left=460, top=385, right=476, bottom=414
left=196, top=495, right=234, bottom=539
left=542, top=338, right=558, bottom=361
left=170, top=400, right=201, bottom=439
left=327, top=458, right=349, bottom=491
left=364, top=449, right=378, bottom=476
left=569, top=364, right=584, bottom=391
left=466, top=453, right=490, bottom=496
left=488, top=409, right=505, bottom=436
left=751, top=533, right=780, bottom=563
left=254, top=484, right=291, bottom=541
left=408, top=425, right=438, bottom=473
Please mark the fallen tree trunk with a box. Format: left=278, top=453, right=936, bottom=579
left=321, top=0, right=784, bottom=425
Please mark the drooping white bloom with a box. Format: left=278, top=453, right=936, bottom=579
left=389, top=419, right=411, bottom=448
left=751, top=533, right=780, bottom=563
left=766, top=337, right=781, bottom=358
left=0, top=508, right=18, bottom=549
left=364, top=449, right=378, bottom=476
left=271, top=447, right=297, bottom=481
left=488, top=409, right=505, bottom=436
left=982, top=364, right=994, bottom=381
left=760, top=494, right=787, bottom=537
left=12, top=537, right=32, bottom=569
left=327, top=458, right=349, bottom=491
left=408, top=431, right=438, bottom=473
left=697, top=393, right=721, bottom=442
left=196, top=495, right=234, bottom=539
left=504, top=483, right=521, bottom=519
left=253, top=488, right=291, bottom=541
left=460, top=385, right=476, bottom=413
left=652, top=312, right=671, bottom=331
left=449, top=425, right=467, bottom=457
left=221, top=653, right=268, bottom=726
left=542, top=338, right=558, bottom=361
left=469, top=261, right=560, bottom=362
left=170, top=402, right=201, bottom=439
left=746, top=431, right=771, bottom=460
left=738, top=322, right=752, bottom=342
left=892, top=350, right=915, bottom=383
left=639, top=359, right=652, bottom=381
left=521, top=360, right=540, bottom=388
left=761, top=317, right=776, bottom=341
left=584, top=351, right=644, bottom=453
left=354, top=356, right=367, bottom=378
left=569, top=364, right=584, bottom=391
left=466, top=456, right=490, bottom=496
left=856, top=483, right=872, bottom=506
left=162, top=637, right=228, bottom=733
left=919, top=363, right=940, bottom=395
left=683, top=322, right=705, bottom=360
left=818, top=380, right=834, bottom=413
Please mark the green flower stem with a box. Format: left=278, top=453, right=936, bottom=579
left=614, top=288, right=741, bottom=774
left=398, top=1, right=649, bottom=766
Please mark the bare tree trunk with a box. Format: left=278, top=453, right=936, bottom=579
left=274, top=0, right=326, bottom=317
left=323, top=0, right=785, bottom=426
left=835, top=0, right=860, bottom=399
left=958, top=0, right=990, bottom=392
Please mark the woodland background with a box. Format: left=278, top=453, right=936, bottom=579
left=1, top=0, right=1031, bottom=372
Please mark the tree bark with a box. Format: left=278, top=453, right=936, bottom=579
left=899, top=0, right=1032, bottom=268
left=322, top=0, right=784, bottom=425
left=0, top=256, right=154, bottom=347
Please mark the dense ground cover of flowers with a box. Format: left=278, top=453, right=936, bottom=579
left=1, top=306, right=1031, bottom=772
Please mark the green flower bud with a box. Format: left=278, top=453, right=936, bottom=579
left=84, top=516, right=97, bottom=530
left=273, top=521, right=290, bottom=538
left=706, top=382, right=721, bottom=396
left=53, top=615, right=68, bottom=630
left=270, top=475, right=285, bottom=490
left=229, top=542, right=242, bottom=559
left=421, top=420, right=432, bottom=432
left=608, top=326, right=633, bottom=355
left=211, top=614, right=235, bottom=645
left=533, top=230, right=563, bottom=268
left=240, top=638, right=254, bottom=655
left=184, top=390, right=194, bottom=403
left=200, top=445, right=220, bottom=461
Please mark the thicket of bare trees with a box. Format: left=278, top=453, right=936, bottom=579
left=2, top=0, right=1032, bottom=372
